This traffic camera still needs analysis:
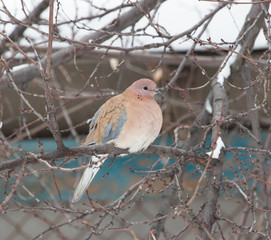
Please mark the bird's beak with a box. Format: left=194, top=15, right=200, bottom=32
left=154, top=89, right=162, bottom=95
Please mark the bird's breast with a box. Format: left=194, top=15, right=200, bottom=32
left=113, top=99, right=162, bottom=153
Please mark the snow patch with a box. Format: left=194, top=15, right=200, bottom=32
left=205, top=98, right=212, bottom=114
left=12, top=64, right=30, bottom=72
left=207, top=136, right=225, bottom=159
left=217, top=45, right=241, bottom=86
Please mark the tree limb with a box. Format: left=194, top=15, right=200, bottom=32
left=0, top=144, right=210, bottom=173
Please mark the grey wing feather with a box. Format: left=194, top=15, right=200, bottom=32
left=101, top=109, right=127, bottom=144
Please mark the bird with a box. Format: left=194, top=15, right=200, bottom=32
left=72, top=78, right=163, bottom=203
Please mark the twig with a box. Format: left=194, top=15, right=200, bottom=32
left=43, top=0, right=65, bottom=150
left=0, top=58, right=44, bottom=121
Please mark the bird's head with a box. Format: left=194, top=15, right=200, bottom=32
left=126, top=78, right=161, bottom=99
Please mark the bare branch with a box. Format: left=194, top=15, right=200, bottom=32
left=0, top=144, right=210, bottom=172
left=42, top=0, right=65, bottom=150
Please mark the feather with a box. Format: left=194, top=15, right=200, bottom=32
left=72, top=155, right=107, bottom=203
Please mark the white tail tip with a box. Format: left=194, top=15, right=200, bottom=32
left=72, top=155, right=106, bottom=203
left=72, top=167, right=96, bottom=203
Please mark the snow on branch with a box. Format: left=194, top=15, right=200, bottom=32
left=207, top=136, right=225, bottom=159
left=217, top=45, right=241, bottom=86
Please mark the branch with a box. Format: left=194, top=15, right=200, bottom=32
left=150, top=92, right=213, bottom=238
left=197, top=83, right=227, bottom=240
left=151, top=1, right=270, bottom=239
left=0, top=0, right=160, bottom=90
left=149, top=3, right=229, bottom=237
left=197, top=2, right=269, bottom=239
left=165, top=2, right=226, bottom=92
left=228, top=1, right=269, bottom=83
left=149, top=11, right=218, bottom=236
left=42, top=0, right=65, bottom=150
left=0, top=144, right=210, bottom=172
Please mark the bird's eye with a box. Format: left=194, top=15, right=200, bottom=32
left=143, top=86, right=148, bottom=90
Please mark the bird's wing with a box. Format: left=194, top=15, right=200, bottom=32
left=85, top=95, right=127, bottom=145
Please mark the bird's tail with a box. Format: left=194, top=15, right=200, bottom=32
left=72, top=155, right=107, bottom=203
